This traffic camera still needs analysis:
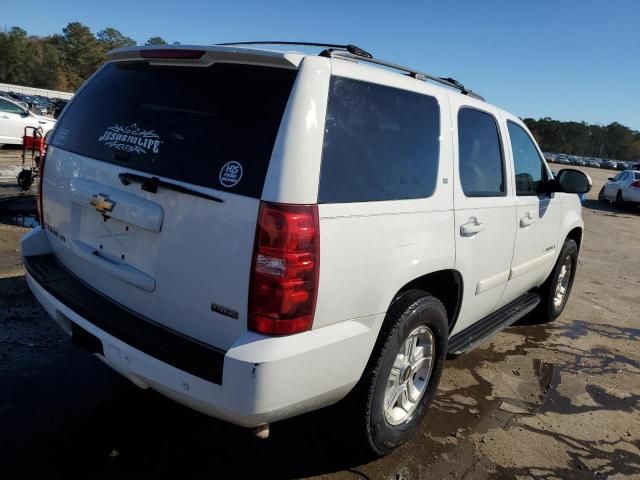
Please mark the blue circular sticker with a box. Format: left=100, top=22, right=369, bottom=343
left=219, top=161, right=243, bottom=188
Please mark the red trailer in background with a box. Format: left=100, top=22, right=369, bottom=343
left=17, top=126, right=45, bottom=191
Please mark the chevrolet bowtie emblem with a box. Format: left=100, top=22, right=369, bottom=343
left=90, top=193, right=116, bottom=214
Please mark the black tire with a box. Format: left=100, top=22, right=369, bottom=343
left=615, top=190, right=625, bottom=208
left=351, top=290, right=448, bottom=456
left=536, top=238, right=578, bottom=323
left=16, top=169, right=33, bottom=191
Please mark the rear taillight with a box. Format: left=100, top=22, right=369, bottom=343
left=36, top=146, right=47, bottom=224
left=630, top=181, right=640, bottom=189
left=249, top=202, right=320, bottom=335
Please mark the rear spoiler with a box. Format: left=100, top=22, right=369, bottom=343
left=106, top=45, right=303, bottom=69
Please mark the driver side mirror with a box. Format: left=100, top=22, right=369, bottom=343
left=556, top=168, right=592, bottom=194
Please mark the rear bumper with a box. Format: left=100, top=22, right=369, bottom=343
left=22, top=227, right=383, bottom=427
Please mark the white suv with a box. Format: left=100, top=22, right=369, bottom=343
left=21, top=43, right=591, bottom=455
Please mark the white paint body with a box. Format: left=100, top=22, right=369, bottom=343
left=22, top=45, right=584, bottom=427
left=0, top=96, right=55, bottom=145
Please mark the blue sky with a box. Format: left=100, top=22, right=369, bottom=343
left=3, top=0, right=639, bottom=130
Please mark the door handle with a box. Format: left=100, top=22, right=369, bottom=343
left=520, top=212, right=535, bottom=228
left=460, top=220, right=484, bottom=236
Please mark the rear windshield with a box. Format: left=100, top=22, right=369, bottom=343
left=51, top=61, right=297, bottom=198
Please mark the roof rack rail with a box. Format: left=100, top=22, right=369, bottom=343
left=216, top=41, right=373, bottom=58
left=327, top=50, right=485, bottom=101
left=215, top=41, right=484, bottom=101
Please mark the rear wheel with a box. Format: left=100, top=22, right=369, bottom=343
left=615, top=190, right=625, bottom=208
left=351, top=290, right=448, bottom=456
left=535, top=238, right=578, bottom=323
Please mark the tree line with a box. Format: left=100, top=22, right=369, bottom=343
left=0, top=22, right=173, bottom=91
left=523, top=118, right=639, bottom=161
left=1, top=24, right=638, bottom=161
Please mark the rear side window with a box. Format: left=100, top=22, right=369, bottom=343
left=457, top=108, right=505, bottom=197
left=319, top=77, right=440, bottom=203
left=507, top=121, right=548, bottom=196
left=635, top=172, right=640, bottom=180
left=51, top=62, right=297, bottom=198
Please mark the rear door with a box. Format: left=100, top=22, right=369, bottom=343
left=43, top=59, right=297, bottom=350
left=449, top=96, right=517, bottom=334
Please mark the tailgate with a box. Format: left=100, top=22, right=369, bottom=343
left=42, top=59, right=297, bottom=351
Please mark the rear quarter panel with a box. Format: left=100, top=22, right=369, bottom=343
left=313, top=61, right=455, bottom=328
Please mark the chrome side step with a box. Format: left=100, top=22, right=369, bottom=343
left=447, top=292, right=541, bottom=355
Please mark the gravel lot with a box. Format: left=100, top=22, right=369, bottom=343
left=0, top=159, right=638, bottom=479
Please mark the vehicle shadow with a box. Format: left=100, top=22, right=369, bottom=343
left=0, top=276, right=372, bottom=480
left=583, top=198, right=640, bottom=216
left=8, top=383, right=372, bottom=479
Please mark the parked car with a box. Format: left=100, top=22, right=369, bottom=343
left=52, top=100, right=69, bottom=119
left=0, top=95, right=55, bottom=146
left=21, top=43, right=591, bottom=456
left=599, top=170, right=640, bottom=207
left=587, top=159, right=600, bottom=168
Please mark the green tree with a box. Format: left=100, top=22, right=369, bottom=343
left=145, top=36, right=168, bottom=45
left=97, top=27, right=136, bottom=52
left=60, top=22, right=104, bottom=89
left=0, top=27, right=31, bottom=84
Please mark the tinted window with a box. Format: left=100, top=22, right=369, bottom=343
left=0, top=98, right=24, bottom=114
left=508, top=121, right=548, bottom=196
left=51, top=62, right=296, bottom=198
left=634, top=172, right=640, bottom=180
left=457, top=108, right=505, bottom=196
left=319, top=77, right=440, bottom=203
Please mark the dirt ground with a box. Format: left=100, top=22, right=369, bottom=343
left=0, top=158, right=638, bottom=479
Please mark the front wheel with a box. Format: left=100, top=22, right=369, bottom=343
left=536, top=238, right=578, bottom=322
left=598, top=186, right=606, bottom=202
left=615, top=190, right=625, bottom=208
left=353, top=290, right=448, bottom=456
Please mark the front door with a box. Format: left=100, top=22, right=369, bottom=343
left=0, top=98, right=27, bottom=144
left=500, top=118, right=562, bottom=305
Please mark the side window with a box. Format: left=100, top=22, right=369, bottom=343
left=319, top=77, right=440, bottom=203
left=0, top=98, right=24, bottom=114
left=457, top=108, right=505, bottom=197
left=507, top=121, right=548, bottom=196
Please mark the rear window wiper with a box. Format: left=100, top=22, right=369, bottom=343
left=119, top=172, right=223, bottom=203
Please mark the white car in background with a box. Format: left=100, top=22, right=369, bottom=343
left=0, top=95, right=55, bottom=146
left=599, top=170, right=640, bottom=207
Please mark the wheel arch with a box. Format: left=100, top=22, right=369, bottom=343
left=566, top=226, right=583, bottom=252
left=394, top=269, right=463, bottom=332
